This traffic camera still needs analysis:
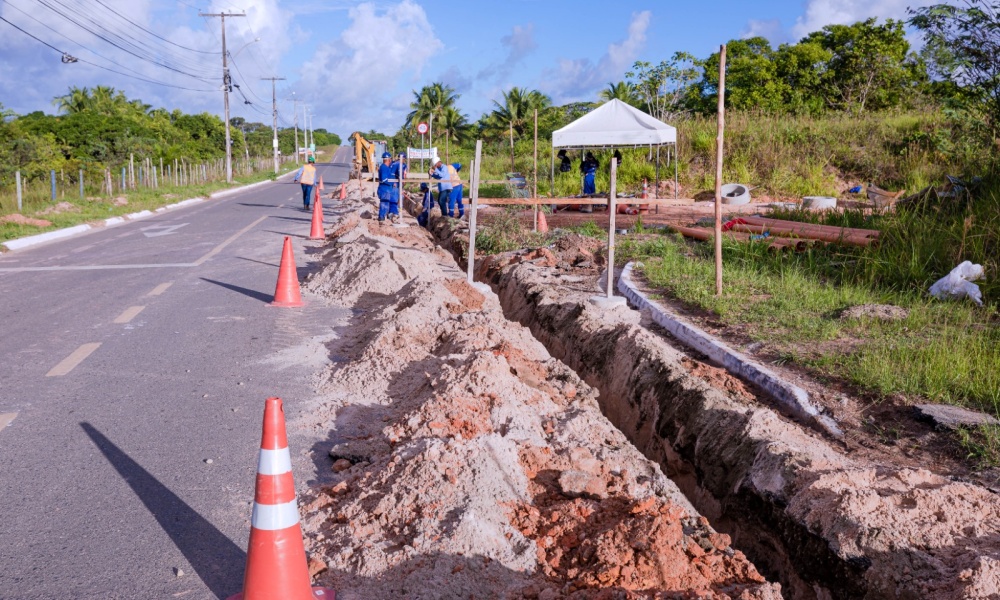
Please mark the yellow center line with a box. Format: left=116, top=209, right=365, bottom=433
left=0, top=413, right=17, bottom=433
left=146, top=282, right=173, bottom=297
left=113, top=306, right=146, bottom=324
left=193, top=215, right=270, bottom=266
left=46, top=343, right=101, bottom=377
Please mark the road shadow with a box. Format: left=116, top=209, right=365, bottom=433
left=236, top=256, right=279, bottom=268
left=263, top=230, right=309, bottom=239
left=272, top=215, right=312, bottom=223
left=201, top=277, right=272, bottom=303
left=235, top=202, right=277, bottom=208
left=80, top=422, right=245, bottom=599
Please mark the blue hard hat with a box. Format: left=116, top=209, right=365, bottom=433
left=452, top=163, right=462, bottom=171
left=382, top=152, right=391, bottom=159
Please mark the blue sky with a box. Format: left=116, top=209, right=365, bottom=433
left=0, top=0, right=930, bottom=137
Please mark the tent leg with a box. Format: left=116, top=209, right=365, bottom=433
left=674, top=143, right=678, bottom=200
left=655, top=146, right=660, bottom=214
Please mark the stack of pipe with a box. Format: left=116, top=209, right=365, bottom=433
left=734, top=216, right=879, bottom=247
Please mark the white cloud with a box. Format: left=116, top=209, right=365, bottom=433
left=478, top=23, right=538, bottom=83
left=791, top=0, right=937, bottom=40
left=741, top=19, right=789, bottom=45
left=295, top=0, right=443, bottom=133
left=540, top=10, right=650, bottom=104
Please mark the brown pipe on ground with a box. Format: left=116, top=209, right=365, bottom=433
left=730, top=222, right=875, bottom=247
left=742, top=216, right=880, bottom=240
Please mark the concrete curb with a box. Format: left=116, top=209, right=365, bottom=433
left=1, top=175, right=282, bottom=253
left=618, top=262, right=842, bottom=438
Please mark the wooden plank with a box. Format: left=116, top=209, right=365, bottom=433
left=476, top=197, right=699, bottom=206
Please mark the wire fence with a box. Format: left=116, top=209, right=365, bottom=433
left=0, top=154, right=290, bottom=215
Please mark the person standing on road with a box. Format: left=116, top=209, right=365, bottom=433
left=448, top=163, right=464, bottom=218
left=430, top=158, right=453, bottom=217
left=293, top=155, right=317, bottom=210
left=377, top=152, right=402, bottom=223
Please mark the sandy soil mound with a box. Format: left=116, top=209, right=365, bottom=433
left=298, top=196, right=781, bottom=599
left=491, top=260, right=1000, bottom=599
left=37, top=201, right=79, bottom=215
left=0, top=214, right=52, bottom=227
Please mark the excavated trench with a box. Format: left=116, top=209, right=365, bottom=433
left=472, top=245, right=1000, bottom=600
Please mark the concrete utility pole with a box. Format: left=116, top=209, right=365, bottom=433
left=287, top=95, right=300, bottom=165
left=199, top=11, right=246, bottom=183
left=262, top=76, right=286, bottom=173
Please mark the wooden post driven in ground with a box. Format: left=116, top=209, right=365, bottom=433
left=606, top=157, right=618, bottom=299
left=714, top=44, right=727, bottom=297
left=467, top=140, right=483, bottom=284
left=533, top=108, right=538, bottom=232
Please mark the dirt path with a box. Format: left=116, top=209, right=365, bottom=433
left=296, top=188, right=781, bottom=599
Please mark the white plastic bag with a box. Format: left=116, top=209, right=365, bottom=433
left=929, top=261, right=985, bottom=306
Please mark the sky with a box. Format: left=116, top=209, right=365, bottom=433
left=0, top=0, right=937, bottom=138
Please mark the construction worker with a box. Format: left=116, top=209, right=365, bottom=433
left=430, top=158, right=453, bottom=217
left=377, top=152, right=402, bottom=223
left=448, top=163, right=464, bottom=218
left=581, top=152, right=599, bottom=195
left=293, top=155, right=317, bottom=210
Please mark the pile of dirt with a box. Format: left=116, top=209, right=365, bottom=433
left=490, top=260, right=1000, bottom=599
left=0, top=214, right=52, bottom=227
left=297, top=192, right=781, bottom=599
left=37, top=201, right=79, bottom=215
left=839, top=303, right=909, bottom=321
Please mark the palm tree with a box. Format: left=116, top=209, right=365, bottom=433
left=599, top=81, right=641, bottom=107
left=437, top=106, right=470, bottom=163
left=488, top=87, right=551, bottom=137
left=53, top=86, right=92, bottom=114
left=406, top=82, right=459, bottom=149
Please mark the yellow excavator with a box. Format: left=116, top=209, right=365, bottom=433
left=350, top=132, right=387, bottom=179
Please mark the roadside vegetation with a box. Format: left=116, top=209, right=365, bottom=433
left=458, top=3, right=1000, bottom=466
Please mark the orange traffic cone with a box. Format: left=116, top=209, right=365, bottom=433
left=227, top=397, right=335, bottom=600
left=537, top=210, right=549, bottom=234
left=318, top=176, right=325, bottom=191
left=271, top=237, right=305, bottom=307
left=308, top=198, right=324, bottom=240
left=339, top=183, right=346, bottom=201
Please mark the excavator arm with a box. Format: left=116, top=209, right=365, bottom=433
left=350, top=131, right=380, bottom=179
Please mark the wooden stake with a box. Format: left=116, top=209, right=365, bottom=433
left=467, top=140, right=483, bottom=284
left=509, top=121, right=515, bottom=172
left=714, top=44, right=727, bottom=297
left=607, top=157, right=618, bottom=299
left=533, top=108, right=538, bottom=232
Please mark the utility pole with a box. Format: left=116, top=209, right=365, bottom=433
left=262, top=77, right=286, bottom=173
left=287, top=95, right=300, bottom=165
left=199, top=10, right=246, bottom=183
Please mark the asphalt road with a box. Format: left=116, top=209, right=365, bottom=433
left=0, top=147, right=353, bottom=599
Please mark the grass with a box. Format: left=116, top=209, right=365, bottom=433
left=617, top=230, right=1000, bottom=427
left=0, top=161, right=296, bottom=243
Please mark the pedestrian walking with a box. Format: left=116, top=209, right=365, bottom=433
left=293, top=155, right=317, bottom=210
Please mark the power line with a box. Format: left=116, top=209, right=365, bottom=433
left=3, top=0, right=205, bottom=88
left=90, top=0, right=216, bottom=54
left=32, top=0, right=215, bottom=81
left=0, top=13, right=215, bottom=92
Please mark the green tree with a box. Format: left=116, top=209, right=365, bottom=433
left=437, top=106, right=470, bottom=162
left=598, top=81, right=642, bottom=107
left=485, top=87, right=551, bottom=138
left=625, top=53, right=701, bottom=121
left=910, top=1, right=1000, bottom=141
left=701, top=38, right=788, bottom=112
left=803, top=18, right=923, bottom=112
left=406, top=83, right=459, bottom=148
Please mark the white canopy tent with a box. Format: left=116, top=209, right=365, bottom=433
left=550, top=99, right=679, bottom=199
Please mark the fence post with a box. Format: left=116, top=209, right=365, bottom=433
left=50, top=170, right=56, bottom=201
left=121, top=168, right=126, bottom=191
left=79, top=169, right=84, bottom=199
left=15, top=171, right=22, bottom=212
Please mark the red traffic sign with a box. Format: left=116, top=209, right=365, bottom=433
left=416, top=122, right=428, bottom=134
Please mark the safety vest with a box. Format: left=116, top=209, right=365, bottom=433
left=300, top=164, right=317, bottom=185
left=447, top=164, right=460, bottom=186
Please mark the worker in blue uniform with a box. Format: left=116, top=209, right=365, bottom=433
left=580, top=152, right=598, bottom=195
left=377, top=152, right=401, bottom=223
